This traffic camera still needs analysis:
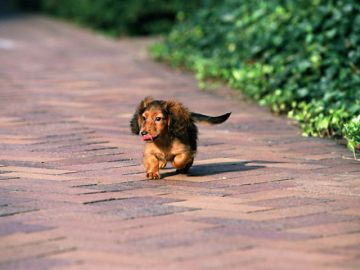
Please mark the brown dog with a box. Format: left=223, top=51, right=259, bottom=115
left=130, top=97, right=231, bottom=179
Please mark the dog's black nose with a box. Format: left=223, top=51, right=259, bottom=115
left=141, top=131, right=148, bottom=136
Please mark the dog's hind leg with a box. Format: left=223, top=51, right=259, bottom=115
left=176, top=161, right=193, bottom=174
left=172, top=153, right=193, bottom=174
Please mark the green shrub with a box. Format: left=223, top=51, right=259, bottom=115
left=16, top=0, right=202, bottom=36
left=343, top=115, right=360, bottom=159
left=151, top=0, right=360, bottom=157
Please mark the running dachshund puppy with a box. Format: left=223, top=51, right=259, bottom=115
left=130, top=97, right=231, bottom=179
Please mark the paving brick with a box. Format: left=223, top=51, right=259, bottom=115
left=0, top=221, right=52, bottom=237
left=1, top=166, right=75, bottom=175
left=286, top=221, right=360, bottom=237
left=0, top=258, right=70, bottom=270
left=49, top=250, right=165, bottom=268
left=236, top=247, right=350, bottom=270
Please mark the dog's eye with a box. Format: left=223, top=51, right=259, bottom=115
left=142, top=116, right=147, bottom=121
left=155, top=117, right=162, bottom=122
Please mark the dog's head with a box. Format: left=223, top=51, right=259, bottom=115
left=130, top=97, right=169, bottom=142
left=130, top=97, right=193, bottom=142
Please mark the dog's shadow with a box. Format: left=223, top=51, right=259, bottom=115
left=161, top=160, right=277, bottom=178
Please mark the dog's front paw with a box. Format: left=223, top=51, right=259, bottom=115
left=146, top=171, right=160, bottom=180
left=159, top=160, right=167, bottom=169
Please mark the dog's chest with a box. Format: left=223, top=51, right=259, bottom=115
left=145, top=139, right=191, bottom=162
left=154, top=151, right=173, bottom=162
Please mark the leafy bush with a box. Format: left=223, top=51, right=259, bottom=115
left=16, top=0, right=202, bottom=36
left=343, top=115, right=360, bottom=159
left=151, top=0, right=360, bottom=157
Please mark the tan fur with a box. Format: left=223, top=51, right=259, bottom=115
left=144, top=138, right=194, bottom=179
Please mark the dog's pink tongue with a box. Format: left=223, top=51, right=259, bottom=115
left=142, top=134, right=153, bottom=141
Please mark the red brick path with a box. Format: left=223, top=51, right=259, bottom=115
left=0, top=16, right=359, bottom=270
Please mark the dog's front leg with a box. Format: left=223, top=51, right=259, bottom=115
left=159, top=160, right=167, bottom=169
left=144, top=154, right=160, bottom=179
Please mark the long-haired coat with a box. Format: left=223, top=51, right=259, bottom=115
left=130, top=97, right=231, bottom=179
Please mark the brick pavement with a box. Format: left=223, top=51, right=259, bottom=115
left=0, top=15, right=359, bottom=270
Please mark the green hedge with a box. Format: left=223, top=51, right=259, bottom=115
left=151, top=0, right=360, bottom=158
left=16, top=0, right=201, bottom=36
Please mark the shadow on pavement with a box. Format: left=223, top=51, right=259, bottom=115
left=189, top=161, right=265, bottom=177
left=160, top=160, right=283, bottom=178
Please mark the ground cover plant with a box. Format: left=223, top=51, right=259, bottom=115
left=151, top=0, right=360, bottom=158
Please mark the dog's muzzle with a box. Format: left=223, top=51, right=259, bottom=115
left=141, top=131, right=155, bottom=141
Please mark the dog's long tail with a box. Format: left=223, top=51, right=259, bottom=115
left=190, top=112, right=231, bottom=125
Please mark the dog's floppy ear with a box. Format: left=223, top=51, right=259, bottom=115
left=130, top=97, right=153, bottom=135
left=165, top=100, right=193, bottom=138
